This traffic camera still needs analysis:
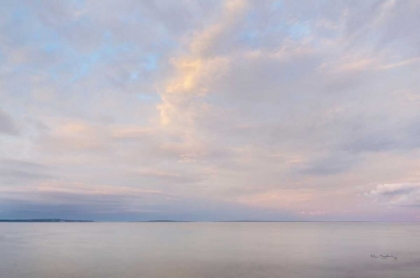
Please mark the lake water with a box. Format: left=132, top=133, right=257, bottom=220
left=0, top=222, right=419, bottom=278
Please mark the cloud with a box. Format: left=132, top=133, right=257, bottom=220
left=366, top=183, right=420, bottom=207
left=298, top=153, right=358, bottom=176
left=40, top=120, right=108, bottom=152
left=0, top=159, right=52, bottom=187
left=189, top=0, right=249, bottom=56
left=0, top=110, right=19, bottom=135
left=0, top=181, right=170, bottom=217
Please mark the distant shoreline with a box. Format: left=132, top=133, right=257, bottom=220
left=0, top=219, right=94, bottom=223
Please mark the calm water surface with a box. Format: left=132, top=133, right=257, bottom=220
left=0, top=222, right=419, bottom=278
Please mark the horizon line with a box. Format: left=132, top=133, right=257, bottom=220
left=1, top=219, right=419, bottom=223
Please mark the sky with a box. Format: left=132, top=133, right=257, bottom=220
left=1, top=0, right=420, bottom=221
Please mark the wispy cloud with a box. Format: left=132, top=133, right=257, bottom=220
left=0, top=110, right=19, bottom=135
left=366, top=183, right=420, bottom=207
